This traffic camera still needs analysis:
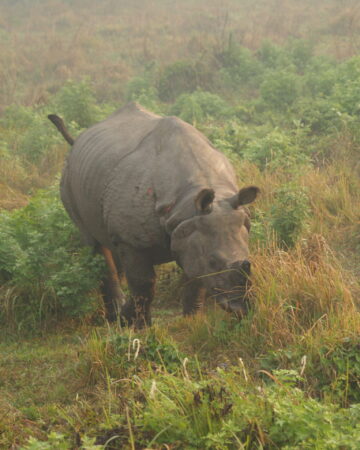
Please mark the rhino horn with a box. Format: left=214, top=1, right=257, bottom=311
left=195, top=188, right=215, bottom=214
left=229, top=186, right=260, bottom=209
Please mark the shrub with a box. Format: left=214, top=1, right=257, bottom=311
left=303, top=57, right=338, bottom=97
left=260, top=70, right=301, bottom=110
left=327, top=56, right=360, bottom=116
left=0, top=105, right=61, bottom=164
left=0, top=187, right=105, bottom=332
left=158, top=61, right=198, bottom=102
left=267, top=375, right=360, bottom=449
left=262, top=337, right=360, bottom=404
left=170, top=90, right=230, bottom=124
left=296, top=97, right=343, bottom=133
left=135, top=365, right=360, bottom=449
left=257, top=40, right=292, bottom=70
left=269, top=182, right=310, bottom=247
left=217, top=45, right=263, bottom=89
left=286, top=39, right=314, bottom=72
left=332, top=78, right=360, bottom=117
left=52, top=79, right=102, bottom=128
left=0, top=213, right=24, bottom=282
left=125, top=75, right=160, bottom=112
left=241, top=129, right=310, bottom=172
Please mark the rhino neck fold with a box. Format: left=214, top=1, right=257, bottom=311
left=161, top=186, right=236, bottom=236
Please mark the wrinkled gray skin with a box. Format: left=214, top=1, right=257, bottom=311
left=60, top=103, right=259, bottom=327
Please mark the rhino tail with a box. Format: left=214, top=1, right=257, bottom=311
left=48, top=114, right=75, bottom=145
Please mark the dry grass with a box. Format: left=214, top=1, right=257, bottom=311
left=250, top=242, right=359, bottom=348
left=0, top=145, right=67, bottom=210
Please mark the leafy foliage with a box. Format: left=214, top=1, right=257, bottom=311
left=241, top=128, right=310, bottom=171
left=158, top=61, right=198, bottom=102
left=260, top=70, right=301, bottom=110
left=52, top=79, right=105, bottom=128
left=270, top=183, right=310, bottom=247
left=0, top=187, right=105, bottom=332
left=262, top=337, right=360, bottom=404
left=125, top=72, right=160, bottom=112
left=218, top=44, right=263, bottom=89
left=171, top=90, right=230, bottom=124
left=0, top=105, right=61, bottom=164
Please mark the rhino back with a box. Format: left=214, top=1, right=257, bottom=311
left=62, top=103, right=238, bottom=251
left=61, top=104, right=161, bottom=245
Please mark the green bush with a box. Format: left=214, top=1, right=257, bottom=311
left=267, top=373, right=360, bottom=449
left=286, top=39, right=314, bottom=72
left=158, top=61, right=198, bottom=102
left=125, top=75, right=160, bottom=112
left=332, top=78, right=360, bottom=117
left=218, top=44, right=263, bottom=89
left=260, top=70, right=301, bottom=110
left=296, top=97, right=343, bottom=133
left=170, top=90, right=230, bottom=124
left=261, top=336, right=360, bottom=404
left=303, top=57, right=337, bottom=97
left=0, top=187, right=105, bottom=332
left=135, top=366, right=360, bottom=449
left=111, top=328, right=185, bottom=374
left=0, top=213, right=24, bottom=281
left=269, top=182, right=310, bottom=247
left=257, top=40, right=292, bottom=70
left=52, top=79, right=103, bottom=128
left=0, top=105, right=61, bottom=164
left=242, top=129, right=310, bottom=171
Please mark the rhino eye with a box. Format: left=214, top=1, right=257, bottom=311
left=209, top=258, right=217, bottom=270
left=209, top=256, right=223, bottom=271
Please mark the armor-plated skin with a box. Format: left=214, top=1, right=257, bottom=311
left=58, top=103, right=260, bottom=327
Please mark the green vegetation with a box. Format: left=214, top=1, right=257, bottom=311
left=0, top=188, right=106, bottom=333
left=0, top=0, right=360, bottom=448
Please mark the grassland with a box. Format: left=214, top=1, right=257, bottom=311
left=0, top=0, right=360, bottom=448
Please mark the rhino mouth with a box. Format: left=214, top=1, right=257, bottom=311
left=212, top=289, right=250, bottom=318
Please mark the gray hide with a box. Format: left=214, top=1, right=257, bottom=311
left=60, top=103, right=259, bottom=327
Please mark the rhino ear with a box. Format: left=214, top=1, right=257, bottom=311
left=195, top=188, right=215, bottom=214
left=229, top=186, right=260, bottom=209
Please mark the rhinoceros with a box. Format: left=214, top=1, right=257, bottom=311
left=49, top=103, right=259, bottom=328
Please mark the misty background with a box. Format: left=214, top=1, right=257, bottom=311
left=1, top=0, right=359, bottom=109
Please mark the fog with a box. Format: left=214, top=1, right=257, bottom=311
left=0, top=0, right=359, bottom=108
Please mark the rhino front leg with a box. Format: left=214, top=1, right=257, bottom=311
left=182, top=276, right=205, bottom=316
left=118, top=249, right=155, bottom=328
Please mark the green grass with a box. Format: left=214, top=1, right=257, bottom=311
left=1, top=309, right=359, bottom=448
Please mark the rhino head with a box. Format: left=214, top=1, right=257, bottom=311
left=171, top=186, right=260, bottom=316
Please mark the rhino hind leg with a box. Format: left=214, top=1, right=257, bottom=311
left=101, top=247, right=126, bottom=322
left=182, top=276, right=205, bottom=316
left=100, top=272, right=123, bottom=321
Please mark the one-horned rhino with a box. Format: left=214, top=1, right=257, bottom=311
left=49, top=103, right=260, bottom=328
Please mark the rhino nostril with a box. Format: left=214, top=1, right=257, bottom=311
left=241, top=260, right=251, bottom=275
left=230, top=260, right=251, bottom=276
